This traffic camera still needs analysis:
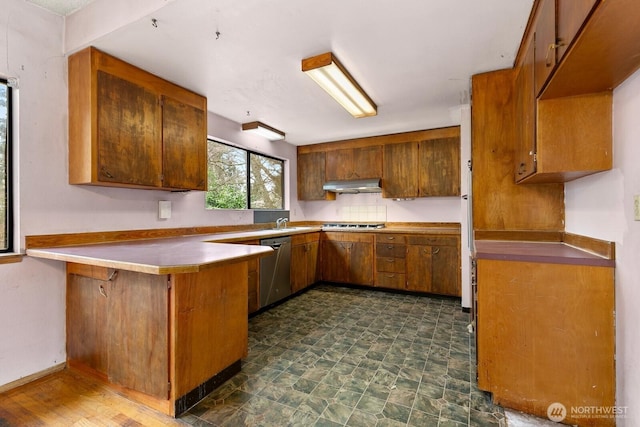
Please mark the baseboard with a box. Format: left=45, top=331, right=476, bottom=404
left=0, top=362, right=66, bottom=394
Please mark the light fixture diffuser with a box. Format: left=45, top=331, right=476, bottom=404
left=302, top=52, right=377, bottom=118
left=241, top=121, right=285, bottom=141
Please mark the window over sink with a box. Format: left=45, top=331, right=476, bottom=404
left=206, top=139, right=284, bottom=210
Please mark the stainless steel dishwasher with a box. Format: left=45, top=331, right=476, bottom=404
left=259, top=236, right=292, bottom=308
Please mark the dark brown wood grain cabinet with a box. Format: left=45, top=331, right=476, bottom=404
left=418, top=137, right=461, bottom=197
left=406, top=235, right=460, bottom=296
left=513, top=0, right=612, bottom=184
left=66, top=260, right=250, bottom=417
left=383, top=137, right=460, bottom=199
left=291, top=233, right=320, bottom=293
left=382, top=142, right=419, bottom=199
left=297, top=151, right=336, bottom=201
left=68, top=46, right=207, bottom=191
left=320, top=232, right=374, bottom=286
left=374, top=234, right=407, bottom=290
left=325, top=146, right=382, bottom=181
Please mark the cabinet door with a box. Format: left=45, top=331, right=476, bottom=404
left=353, top=146, right=383, bottom=179
left=326, top=146, right=382, bottom=180
left=325, top=149, right=352, bottom=181
left=305, top=241, right=319, bottom=286
left=534, top=0, right=557, bottom=95
left=97, top=71, right=162, bottom=187
left=298, top=152, right=333, bottom=200
left=350, top=241, right=374, bottom=286
left=162, top=96, right=207, bottom=190
left=431, top=245, right=460, bottom=296
left=321, top=239, right=350, bottom=283
left=418, top=138, right=460, bottom=196
left=556, top=0, right=598, bottom=61
left=107, top=271, right=169, bottom=399
left=406, top=245, right=433, bottom=293
left=67, top=273, right=110, bottom=374
left=382, top=142, right=419, bottom=198
left=515, top=38, right=537, bottom=181
left=291, top=243, right=307, bottom=293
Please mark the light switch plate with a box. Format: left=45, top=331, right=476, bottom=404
left=159, top=200, right=171, bottom=219
left=634, top=195, right=640, bottom=221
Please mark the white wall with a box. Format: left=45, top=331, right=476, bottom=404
left=564, top=68, right=640, bottom=425
left=0, top=0, right=296, bottom=387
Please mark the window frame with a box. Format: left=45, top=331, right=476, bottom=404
left=0, top=78, right=13, bottom=254
left=207, top=139, right=285, bottom=211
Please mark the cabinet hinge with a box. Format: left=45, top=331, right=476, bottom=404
left=167, top=278, right=172, bottom=290
left=533, top=153, right=537, bottom=163
left=168, top=381, right=171, bottom=394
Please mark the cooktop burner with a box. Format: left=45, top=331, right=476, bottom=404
left=321, top=223, right=385, bottom=230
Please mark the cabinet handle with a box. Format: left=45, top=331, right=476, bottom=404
left=432, top=247, right=440, bottom=255
left=99, top=285, right=108, bottom=298
left=101, top=167, right=114, bottom=179
left=385, top=258, right=395, bottom=263
left=387, top=245, right=393, bottom=249
left=545, top=42, right=565, bottom=67
left=387, top=236, right=395, bottom=240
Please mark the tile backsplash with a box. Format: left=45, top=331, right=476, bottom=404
left=339, top=205, right=387, bottom=222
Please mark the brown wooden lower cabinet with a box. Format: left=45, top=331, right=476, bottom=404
left=291, top=232, right=320, bottom=293
left=477, top=259, right=615, bottom=427
left=373, top=233, right=461, bottom=296
left=66, top=261, right=249, bottom=417
left=233, top=240, right=260, bottom=314
left=320, top=232, right=374, bottom=286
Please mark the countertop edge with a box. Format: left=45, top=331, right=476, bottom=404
left=474, top=240, right=615, bottom=268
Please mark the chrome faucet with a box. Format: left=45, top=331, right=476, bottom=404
left=275, top=217, right=289, bottom=229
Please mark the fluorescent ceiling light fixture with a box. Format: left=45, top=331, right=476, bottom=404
left=302, top=52, right=377, bottom=118
left=241, top=121, right=285, bottom=141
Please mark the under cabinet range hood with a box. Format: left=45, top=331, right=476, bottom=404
left=322, top=178, right=382, bottom=194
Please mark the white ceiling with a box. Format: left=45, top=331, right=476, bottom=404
left=30, top=0, right=533, bottom=145
left=25, top=0, right=95, bottom=16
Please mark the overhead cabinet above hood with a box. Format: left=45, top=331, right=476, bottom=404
left=322, top=178, right=382, bottom=194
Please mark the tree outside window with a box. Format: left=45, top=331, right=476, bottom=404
left=206, top=140, right=284, bottom=210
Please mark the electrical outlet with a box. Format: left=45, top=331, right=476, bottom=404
left=635, top=195, right=640, bottom=221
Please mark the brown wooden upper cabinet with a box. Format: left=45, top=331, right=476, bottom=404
left=325, top=146, right=382, bottom=181
left=383, top=137, right=460, bottom=199
left=297, top=151, right=336, bottom=201
left=514, top=0, right=612, bottom=184
left=297, top=127, right=460, bottom=201
left=68, top=47, right=207, bottom=191
left=533, top=0, right=598, bottom=96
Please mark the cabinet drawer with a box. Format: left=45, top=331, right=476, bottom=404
left=376, top=243, right=406, bottom=258
left=376, top=257, right=406, bottom=273
left=292, top=232, right=320, bottom=245
left=406, top=235, right=458, bottom=246
left=376, top=233, right=407, bottom=244
left=376, top=273, right=406, bottom=290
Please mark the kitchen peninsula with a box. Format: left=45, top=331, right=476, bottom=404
left=26, top=234, right=277, bottom=417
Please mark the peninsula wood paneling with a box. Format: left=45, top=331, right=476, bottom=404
left=471, top=70, right=564, bottom=232
left=171, top=263, right=248, bottom=398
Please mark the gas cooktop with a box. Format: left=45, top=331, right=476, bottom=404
left=321, top=223, right=385, bottom=230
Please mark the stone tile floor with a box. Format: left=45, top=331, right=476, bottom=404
left=179, top=285, right=506, bottom=426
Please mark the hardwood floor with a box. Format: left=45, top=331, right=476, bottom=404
left=0, top=369, right=187, bottom=426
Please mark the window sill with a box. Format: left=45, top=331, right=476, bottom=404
left=0, top=253, right=24, bottom=264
